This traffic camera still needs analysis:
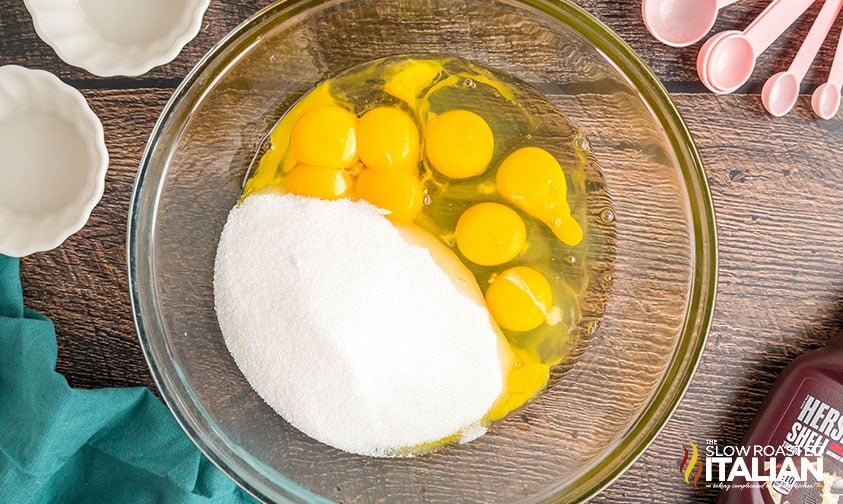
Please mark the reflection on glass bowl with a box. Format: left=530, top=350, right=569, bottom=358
left=128, top=1, right=718, bottom=502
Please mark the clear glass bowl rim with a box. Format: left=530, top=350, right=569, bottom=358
left=127, top=0, right=719, bottom=502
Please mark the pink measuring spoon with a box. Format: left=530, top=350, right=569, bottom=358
left=696, top=31, right=733, bottom=90
left=812, top=20, right=843, bottom=119
left=642, top=0, right=741, bottom=47
left=762, top=0, right=843, bottom=116
left=697, top=0, right=817, bottom=94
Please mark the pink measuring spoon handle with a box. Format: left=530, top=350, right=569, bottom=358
left=788, top=0, right=843, bottom=79
left=716, top=0, right=742, bottom=9
left=828, top=20, right=843, bottom=86
left=742, top=0, right=817, bottom=55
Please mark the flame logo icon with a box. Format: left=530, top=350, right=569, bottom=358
left=678, top=441, right=704, bottom=487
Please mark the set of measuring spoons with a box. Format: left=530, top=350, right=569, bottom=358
left=642, top=0, right=843, bottom=118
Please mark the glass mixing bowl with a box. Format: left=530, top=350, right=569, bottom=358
left=128, top=0, right=718, bottom=502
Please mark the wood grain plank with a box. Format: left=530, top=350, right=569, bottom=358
left=0, top=0, right=275, bottom=84
left=2, top=0, right=842, bottom=503
left=587, top=0, right=843, bottom=92
left=3, top=0, right=840, bottom=93
left=9, top=88, right=841, bottom=503
left=591, top=94, right=843, bottom=504
left=17, top=89, right=173, bottom=390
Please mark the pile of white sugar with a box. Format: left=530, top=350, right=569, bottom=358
left=214, top=194, right=505, bottom=457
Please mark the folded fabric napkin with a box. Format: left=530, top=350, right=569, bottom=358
left=0, top=255, right=254, bottom=503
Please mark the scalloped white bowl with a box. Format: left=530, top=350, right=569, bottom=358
left=23, top=0, right=210, bottom=77
left=0, top=65, right=108, bottom=257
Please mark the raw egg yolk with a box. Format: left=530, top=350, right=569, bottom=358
left=496, top=146, right=583, bottom=246
left=357, top=107, right=420, bottom=173
left=290, top=105, right=358, bottom=168
left=485, top=266, right=553, bottom=332
left=354, top=167, right=423, bottom=223
left=424, top=109, right=494, bottom=179
left=488, top=347, right=550, bottom=421
left=284, top=164, right=353, bottom=200
left=383, top=59, right=443, bottom=108
left=455, top=202, right=526, bottom=266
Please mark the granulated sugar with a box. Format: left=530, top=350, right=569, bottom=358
left=213, top=194, right=505, bottom=456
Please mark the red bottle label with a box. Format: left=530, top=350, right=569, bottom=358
left=761, top=377, right=843, bottom=503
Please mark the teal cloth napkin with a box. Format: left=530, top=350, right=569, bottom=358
left=0, top=255, right=255, bottom=503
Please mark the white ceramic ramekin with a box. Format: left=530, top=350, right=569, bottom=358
left=23, top=0, right=211, bottom=77
left=0, top=65, right=109, bottom=257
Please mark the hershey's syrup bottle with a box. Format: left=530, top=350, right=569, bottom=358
left=718, top=329, right=843, bottom=504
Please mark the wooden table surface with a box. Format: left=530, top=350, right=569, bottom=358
left=2, top=0, right=842, bottom=502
